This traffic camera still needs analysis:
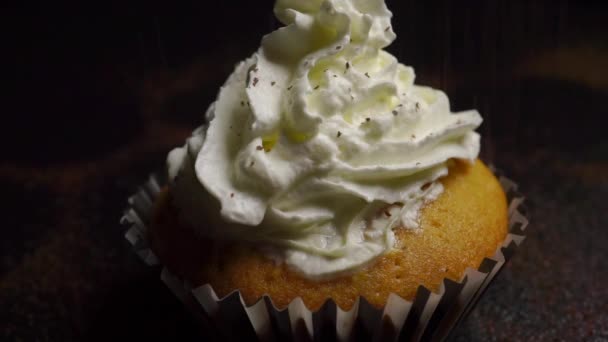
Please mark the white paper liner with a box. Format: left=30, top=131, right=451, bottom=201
left=121, top=170, right=528, bottom=341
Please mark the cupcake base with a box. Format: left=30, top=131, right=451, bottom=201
left=121, top=170, right=528, bottom=341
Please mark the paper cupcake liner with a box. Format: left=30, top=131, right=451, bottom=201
left=121, top=169, right=528, bottom=341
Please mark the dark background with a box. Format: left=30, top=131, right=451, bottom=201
left=1, top=0, right=607, bottom=340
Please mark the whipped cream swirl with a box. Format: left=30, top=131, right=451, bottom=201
left=167, top=0, right=482, bottom=279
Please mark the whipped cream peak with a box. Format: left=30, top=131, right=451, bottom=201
left=168, top=0, right=482, bottom=279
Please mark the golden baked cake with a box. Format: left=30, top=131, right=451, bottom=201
left=149, top=159, right=507, bottom=310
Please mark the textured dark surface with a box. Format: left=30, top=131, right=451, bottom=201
left=2, top=0, right=607, bottom=341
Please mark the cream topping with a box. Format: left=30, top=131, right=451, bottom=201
left=167, top=0, right=482, bottom=279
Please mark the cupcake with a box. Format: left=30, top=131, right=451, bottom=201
left=124, top=0, right=527, bottom=339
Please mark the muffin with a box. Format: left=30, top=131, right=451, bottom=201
left=150, top=159, right=507, bottom=310
left=124, top=0, right=525, bottom=339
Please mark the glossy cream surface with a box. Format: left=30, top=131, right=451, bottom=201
left=168, top=0, right=482, bottom=279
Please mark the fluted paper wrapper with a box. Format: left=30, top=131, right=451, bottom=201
left=121, top=169, right=528, bottom=341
